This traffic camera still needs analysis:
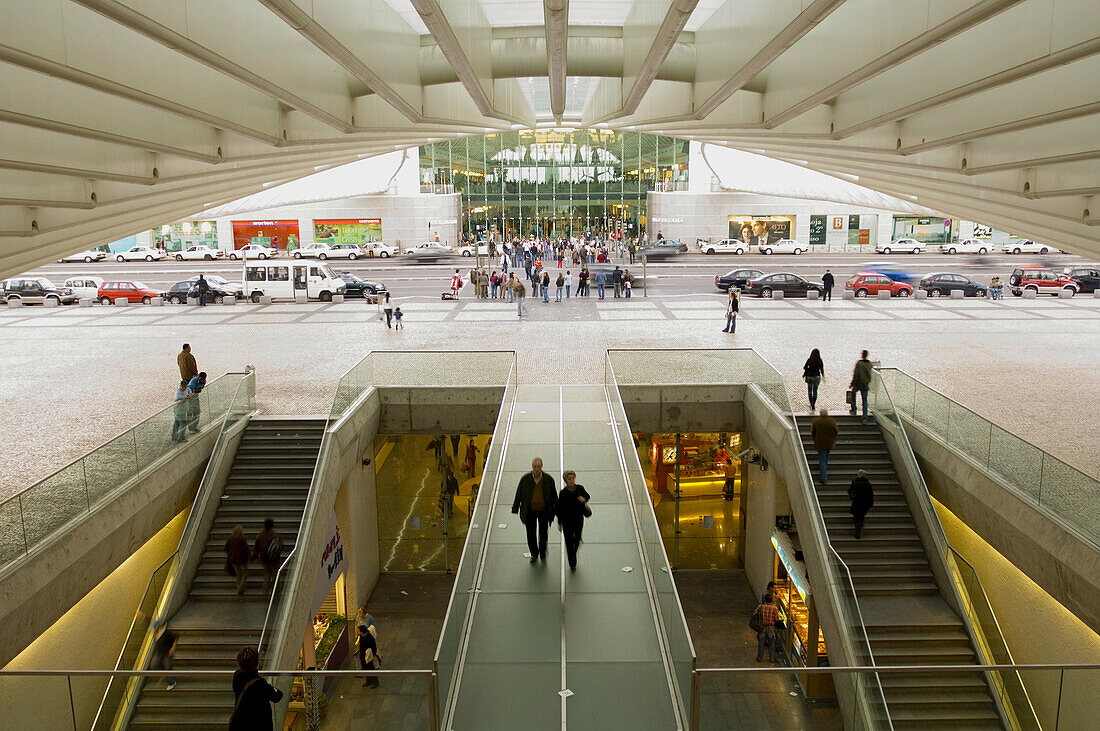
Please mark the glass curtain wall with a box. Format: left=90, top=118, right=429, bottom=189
left=419, top=130, right=689, bottom=240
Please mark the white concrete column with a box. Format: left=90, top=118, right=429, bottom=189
left=334, top=442, right=380, bottom=614
left=743, top=463, right=790, bottom=599
left=688, top=141, right=710, bottom=194
left=135, top=230, right=154, bottom=248
left=216, top=218, right=234, bottom=253
left=877, top=215, right=894, bottom=247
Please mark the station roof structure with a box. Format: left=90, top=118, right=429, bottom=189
left=0, top=0, right=1097, bottom=274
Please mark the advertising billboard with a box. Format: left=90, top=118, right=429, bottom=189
left=154, top=221, right=217, bottom=252
left=893, top=216, right=952, bottom=244
left=231, top=220, right=300, bottom=250
left=314, top=219, right=383, bottom=246
left=727, top=215, right=794, bottom=246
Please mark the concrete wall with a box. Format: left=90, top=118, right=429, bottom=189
left=335, top=439, right=381, bottom=617
left=1, top=509, right=188, bottom=729
left=935, top=502, right=1100, bottom=731
left=618, top=384, right=747, bottom=433
left=743, top=464, right=790, bottom=600
left=0, top=425, right=219, bottom=667
left=377, top=386, right=505, bottom=434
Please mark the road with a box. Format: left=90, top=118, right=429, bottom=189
left=22, top=251, right=1096, bottom=300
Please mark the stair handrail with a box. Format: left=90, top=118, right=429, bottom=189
left=869, top=368, right=1037, bottom=731
left=93, top=370, right=257, bottom=731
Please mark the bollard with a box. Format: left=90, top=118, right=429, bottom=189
left=222, top=296, right=236, bottom=305
left=331, top=294, right=345, bottom=304
left=807, top=290, right=820, bottom=300
left=843, top=289, right=856, bottom=300
left=116, top=297, right=129, bottom=306
left=44, top=298, right=59, bottom=308
left=1058, top=288, right=1074, bottom=299
left=79, top=298, right=93, bottom=307
left=877, top=290, right=891, bottom=300
left=150, top=297, right=163, bottom=307
left=1022, top=289, right=1037, bottom=299
left=1093, top=289, right=1100, bottom=299
left=915, top=289, right=928, bottom=299
left=6, top=298, right=21, bottom=308
left=294, top=293, right=308, bottom=304
left=260, top=295, right=273, bottom=305
left=950, top=289, right=965, bottom=299
left=771, top=289, right=784, bottom=299
left=186, top=296, right=199, bottom=306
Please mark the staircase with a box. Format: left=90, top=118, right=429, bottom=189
left=796, top=414, right=1002, bottom=729
left=129, top=417, right=325, bottom=730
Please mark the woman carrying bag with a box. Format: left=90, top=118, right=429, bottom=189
left=555, top=470, right=592, bottom=571
left=723, top=289, right=739, bottom=333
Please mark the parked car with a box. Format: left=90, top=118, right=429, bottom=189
left=655, top=239, right=689, bottom=253
left=457, top=243, right=490, bottom=257
left=315, top=243, right=364, bottom=260
left=243, top=262, right=345, bottom=302
left=362, top=243, right=399, bottom=258
left=115, top=245, right=166, bottom=262
left=337, top=272, right=388, bottom=301
left=291, top=243, right=327, bottom=259
left=404, top=241, right=444, bottom=254
left=161, top=279, right=236, bottom=304
left=97, top=280, right=160, bottom=304
left=875, top=238, right=925, bottom=255
left=856, top=262, right=918, bottom=285
left=846, top=272, right=913, bottom=297
left=638, top=243, right=682, bottom=259
left=702, top=239, right=748, bottom=255
left=939, top=239, right=990, bottom=255
left=1001, top=240, right=1054, bottom=255
left=174, top=245, right=224, bottom=261
left=759, top=239, right=805, bottom=255
left=2, top=277, right=77, bottom=305
left=1063, top=266, right=1100, bottom=294
left=715, top=268, right=766, bottom=291
left=229, top=244, right=278, bottom=260
left=62, top=276, right=105, bottom=300
left=1008, top=265, right=1077, bottom=296
left=743, top=273, right=822, bottom=298
left=58, top=249, right=108, bottom=263
left=405, top=246, right=453, bottom=262
left=918, top=273, right=988, bottom=298
left=184, top=274, right=243, bottom=298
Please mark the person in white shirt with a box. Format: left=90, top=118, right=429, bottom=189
left=565, top=270, right=573, bottom=299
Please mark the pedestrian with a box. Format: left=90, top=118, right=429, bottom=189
left=811, top=408, right=838, bottom=484
left=761, top=580, right=777, bottom=605
left=511, top=457, right=557, bottom=564
left=478, top=269, right=489, bottom=299
left=822, top=269, right=834, bottom=301
left=225, top=524, right=250, bottom=595
left=186, top=371, right=207, bottom=433
left=579, top=268, right=589, bottom=297
left=722, top=458, right=737, bottom=500
left=356, top=622, right=381, bottom=688
left=514, top=277, right=526, bottom=317
left=382, top=292, right=393, bottom=329
left=612, top=266, right=622, bottom=297
left=848, top=469, right=875, bottom=539
left=196, top=274, right=209, bottom=307
left=505, top=273, right=515, bottom=303
left=524, top=253, right=533, bottom=281
left=803, top=348, right=824, bottom=411
left=253, top=518, right=282, bottom=593
left=450, top=269, right=463, bottom=299
left=555, top=272, right=564, bottom=302
left=490, top=271, right=500, bottom=299
left=623, top=270, right=633, bottom=298
left=394, top=307, right=403, bottom=329
left=538, top=270, right=548, bottom=303
left=849, top=350, right=873, bottom=422
left=753, top=594, right=779, bottom=662
left=172, top=379, right=191, bottom=442
left=723, top=289, right=739, bottom=333
left=628, top=241, right=636, bottom=264
left=464, top=437, right=479, bottom=476
left=229, top=646, right=284, bottom=731
left=150, top=620, right=178, bottom=690
left=596, top=269, right=607, bottom=299
left=565, top=270, right=572, bottom=299
left=556, top=470, right=591, bottom=571
left=177, top=343, right=198, bottom=382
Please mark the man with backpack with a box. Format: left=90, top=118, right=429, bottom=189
left=253, top=519, right=283, bottom=594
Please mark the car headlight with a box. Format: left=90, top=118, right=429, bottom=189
left=337, top=285, right=346, bottom=293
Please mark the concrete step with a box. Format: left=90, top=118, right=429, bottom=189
left=867, top=628, right=969, bottom=645
left=187, top=587, right=276, bottom=602
left=130, top=708, right=232, bottom=729
left=844, top=570, right=935, bottom=583
left=139, top=678, right=226, bottom=695
left=871, top=643, right=978, bottom=664
left=851, top=582, right=940, bottom=596
left=137, top=694, right=232, bottom=710
left=887, top=706, right=1001, bottom=728
left=885, top=689, right=999, bottom=711
left=881, top=674, right=988, bottom=691
left=200, top=545, right=295, bottom=561
left=173, top=647, right=253, bottom=665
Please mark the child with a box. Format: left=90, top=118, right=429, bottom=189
left=394, top=307, right=403, bottom=330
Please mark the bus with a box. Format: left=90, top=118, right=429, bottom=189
left=243, top=262, right=346, bottom=302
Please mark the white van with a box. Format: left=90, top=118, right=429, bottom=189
left=243, top=262, right=346, bottom=302
left=63, top=276, right=105, bottom=300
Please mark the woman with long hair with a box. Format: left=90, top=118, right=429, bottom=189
left=723, top=288, right=739, bottom=333
left=803, top=348, right=825, bottom=411
left=225, top=524, right=250, bottom=595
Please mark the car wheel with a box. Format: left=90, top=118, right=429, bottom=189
left=855, top=289, right=868, bottom=298
left=462, top=250, right=471, bottom=257
left=251, top=292, right=262, bottom=303
left=145, top=255, right=154, bottom=261
left=735, top=248, right=745, bottom=255
left=170, top=295, right=183, bottom=304
left=116, top=255, right=125, bottom=262
left=947, top=247, right=956, bottom=254
left=911, top=248, right=920, bottom=254
left=380, top=251, right=389, bottom=258
left=1012, top=247, right=1022, bottom=255
left=763, top=248, right=772, bottom=255
left=259, top=253, right=268, bottom=260
left=319, top=291, right=333, bottom=302
left=881, top=247, right=891, bottom=254
left=930, top=289, right=943, bottom=297
left=318, top=253, right=327, bottom=260
left=100, top=296, right=112, bottom=305
left=897, top=289, right=910, bottom=297
left=1025, top=285, right=1039, bottom=295
left=349, top=253, right=358, bottom=260
left=141, top=296, right=151, bottom=305
left=84, top=255, right=94, bottom=263
left=793, top=248, right=802, bottom=255
left=175, top=254, right=184, bottom=261
left=229, top=253, right=238, bottom=260
left=1063, top=286, right=1076, bottom=297
left=705, top=248, right=714, bottom=255
left=760, top=287, right=772, bottom=298
left=978, top=248, right=987, bottom=254
left=204, top=254, right=213, bottom=261
left=977, top=289, right=987, bottom=298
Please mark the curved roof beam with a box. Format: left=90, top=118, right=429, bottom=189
left=900, top=101, right=1100, bottom=155
left=545, top=0, right=569, bottom=120
left=0, top=158, right=154, bottom=186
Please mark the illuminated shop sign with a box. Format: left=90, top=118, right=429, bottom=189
left=771, top=532, right=809, bottom=601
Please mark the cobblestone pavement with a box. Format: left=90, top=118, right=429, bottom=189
left=1, top=293, right=1098, bottom=497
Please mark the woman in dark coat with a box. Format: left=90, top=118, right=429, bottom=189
left=555, top=470, right=591, bottom=571
left=847, top=469, right=875, bottom=539
left=229, top=647, right=283, bottom=731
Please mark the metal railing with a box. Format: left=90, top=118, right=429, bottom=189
left=92, top=370, right=256, bottom=731
left=604, top=348, right=891, bottom=730
left=0, top=371, right=249, bottom=571
left=877, top=367, right=1099, bottom=548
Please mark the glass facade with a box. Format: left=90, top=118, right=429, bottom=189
left=419, top=130, right=689, bottom=240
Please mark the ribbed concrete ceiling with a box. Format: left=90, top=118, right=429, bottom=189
left=0, top=0, right=1097, bottom=275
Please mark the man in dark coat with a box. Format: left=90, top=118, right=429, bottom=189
left=848, top=469, right=875, bottom=539
left=821, top=269, right=835, bottom=301
left=811, top=408, right=838, bottom=484
left=512, top=457, right=557, bottom=563
left=229, top=647, right=283, bottom=731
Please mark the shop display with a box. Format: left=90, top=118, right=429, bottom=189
left=648, top=433, right=742, bottom=497
left=771, top=531, right=833, bottom=697
left=153, top=221, right=217, bottom=252
left=314, top=219, right=382, bottom=246
left=231, top=219, right=300, bottom=250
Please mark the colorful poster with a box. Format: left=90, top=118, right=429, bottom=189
left=311, top=511, right=347, bottom=617
left=231, top=220, right=300, bottom=250
left=727, top=215, right=794, bottom=246
left=313, top=219, right=383, bottom=246
left=154, top=221, right=217, bottom=252
left=893, top=216, right=952, bottom=244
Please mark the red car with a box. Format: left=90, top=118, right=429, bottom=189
left=97, top=280, right=159, bottom=305
left=845, top=272, right=913, bottom=298
left=1008, top=266, right=1077, bottom=296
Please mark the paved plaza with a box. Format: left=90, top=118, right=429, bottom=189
left=2, top=293, right=1098, bottom=498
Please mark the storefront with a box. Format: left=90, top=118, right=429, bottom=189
left=771, top=531, right=834, bottom=698
left=809, top=214, right=878, bottom=251
left=314, top=219, right=383, bottom=246
left=153, top=221, right=218, bottom=252
left=727, top=215, right=794, bottom=245
left=637, top=432, right=745, bottom=569
left=892, top=216, right=953, bottom=244
left=231, top=219, right=300, bottom=250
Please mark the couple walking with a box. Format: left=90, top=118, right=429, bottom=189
left=512, top=458, right=591, bottom=570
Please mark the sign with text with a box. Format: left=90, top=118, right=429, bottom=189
left=310, top=511, right=347, bottom=617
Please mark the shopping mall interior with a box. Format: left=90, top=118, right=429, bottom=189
left=1, top=1, right=1099, bottom=730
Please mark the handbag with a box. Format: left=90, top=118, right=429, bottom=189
left=224, top=558, right=236, bottom=577
left=749, top=609, right=763, bottom=633
left=845, top=389, right=854, bottom=405
left=582, top=503, right=593, bottom=518
left=228, top=677, right=261, bottom=724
